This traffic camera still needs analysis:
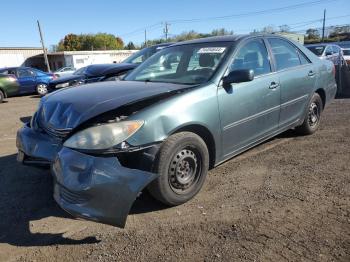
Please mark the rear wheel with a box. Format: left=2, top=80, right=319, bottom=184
left=148, top=132, right=209, bottom=206
left=295, top=93, right=323, bottom=135
left=0, top=90, right=4, bottom=103
left=36, top=83, right=48, bottom=96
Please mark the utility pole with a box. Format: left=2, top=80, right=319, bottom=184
left=37, top=20, right=51, bottom=72
left=144, top=29, right=147, bottom=47
left=321, top=9, right=326, bottom=42
left=163, top=22, right=170, bottom=41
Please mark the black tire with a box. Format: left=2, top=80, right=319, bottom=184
left=148, top=132, right=209, bottom=206
left=36, top=83, right=48, bottom=96
left=295, top=93, right=323, bottom=135
left=0, top=90, right=4, bottom=103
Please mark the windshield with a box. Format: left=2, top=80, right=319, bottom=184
left=122, top=46, right=156, bottom=64
left=124, top=43, right=231, bottom=85
left=73, top=67, right=87, bottom=75
left=343, top=49, right=350, bottom=56
left=306, top=46, right=325, bottom=56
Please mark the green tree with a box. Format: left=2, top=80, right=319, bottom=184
left=125, top=41, right=136, bottom=50
left=306, top=28, right=320, bottom=40
left=279, top=25, right=290, bottom=33
left=58, top=34, right=81, bottom=51
left=57, top=33, right=124, bottom=51
left=210, top=28, right=233, bottom=36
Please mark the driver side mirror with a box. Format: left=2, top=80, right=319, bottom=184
left=222, top=69, right=254, bottom=87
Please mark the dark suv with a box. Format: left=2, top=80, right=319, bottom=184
left=49, top=43, right=173, bottom=92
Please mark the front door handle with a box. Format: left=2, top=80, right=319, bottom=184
left=269, top=82, right=279, bottom=89
left=308, top=70, right=315, bottom=77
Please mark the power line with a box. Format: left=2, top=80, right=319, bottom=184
left=120, top=0, right=339, bottom=41
left=168, top=0, right=339, bottom=24
left=233, top=14, right=350, bottom=33
left=119, top=23, right=162, bottom=38
left=119, top=0, right=340, bottom=39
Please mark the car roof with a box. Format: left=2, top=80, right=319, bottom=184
left=152, top=42, right=174, bottom=48
left=169, top=34, right=293, bottom=46
left=171, top=35, right=246, bottom=46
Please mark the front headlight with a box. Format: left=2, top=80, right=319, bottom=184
left=63, top=120, right=144, bottom=150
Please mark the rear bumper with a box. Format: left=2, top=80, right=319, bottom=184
left=52, top=147, right=158, bottom=227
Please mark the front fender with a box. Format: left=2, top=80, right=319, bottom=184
left=126, top=84, right=222, bottom=162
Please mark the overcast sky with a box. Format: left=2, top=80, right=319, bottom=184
left=0, top=0, right=349, bottom=47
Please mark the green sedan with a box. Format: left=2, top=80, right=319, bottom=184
left=0, top=73, right=19, bottom=103
left=17, top=34, right=337, bottom=227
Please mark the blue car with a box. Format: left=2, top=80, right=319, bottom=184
left=0, top=67, right=56, bottom=96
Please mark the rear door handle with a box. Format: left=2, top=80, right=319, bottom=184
left=308, top=71, right=315, bottom=77
left=269, top=82, right=279, bottom=89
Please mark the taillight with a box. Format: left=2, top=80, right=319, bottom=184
left=332, top=64, right=336, bottom=77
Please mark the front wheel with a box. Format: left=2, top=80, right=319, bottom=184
left=148, top=132, right=209, bottom=206
left=36, top=83, right=48, bottom=96
left=295, top=93, right=323, bottom=135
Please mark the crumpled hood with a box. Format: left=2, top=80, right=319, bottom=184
left=39, top=81, right=192, bottom=130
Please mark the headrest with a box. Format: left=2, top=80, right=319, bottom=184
left=275, top=53, right=291, bottom=61
left=199, top=54, right=215, bottom=67
left=244, top=52, right=259, bottom=62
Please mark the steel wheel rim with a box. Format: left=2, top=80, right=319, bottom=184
left=37, top=84, right=47, bottom=95
left=308, top=102, right=320, bottom=127
left=168, top=147, right=202, bottom=195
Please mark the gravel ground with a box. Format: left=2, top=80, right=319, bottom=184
left=0, top=95, right=349, bottom=262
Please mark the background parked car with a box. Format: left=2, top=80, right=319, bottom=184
left=342, top=48, right=350, bottom=65
left=0, top=73, right=19, bottom=103
left=0, top=67, right=56, bottom=96
left=305, top=43, right=343, bottom=65
left=48, top=43, right=173, bottom=92
left=122, top=42, right=173, bottom=64
left=48, top=63, right=137, bottom=91
left=306, top=43, right=350, bottom=97
left=53, top=66, right=76, bottom=77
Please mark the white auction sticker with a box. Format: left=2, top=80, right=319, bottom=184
left=197, top=47, right=226, bottom=54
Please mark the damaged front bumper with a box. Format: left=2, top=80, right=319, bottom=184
left=52, top=147, right=158, bottom=227
left=16, top=123, right=159, bottom=227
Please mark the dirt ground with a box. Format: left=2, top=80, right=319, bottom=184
left=0, top=95, right=349, bottom=262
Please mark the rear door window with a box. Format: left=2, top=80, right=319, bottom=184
left=268, top=38, right=302, bottom=71
left=325, top=46, right=332, bottom=56
left=298, top=51, right=311, bottom=65
left=17, top=69, right=35, bottom=78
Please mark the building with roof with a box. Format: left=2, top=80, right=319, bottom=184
left=0, top=47, right=44, bottom=68
left=0, top=48, right=137, bottom=72
left=47, top=50, right=136, bottom=71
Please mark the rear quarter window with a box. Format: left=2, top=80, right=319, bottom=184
left=268, top=38, right=302, bottom=71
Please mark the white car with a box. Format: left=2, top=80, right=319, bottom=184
left=306, top=44, right=344, bottom=66
left=342, top=48, right=350, bottom=66
left=54, top=66, right=76, bottom=77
